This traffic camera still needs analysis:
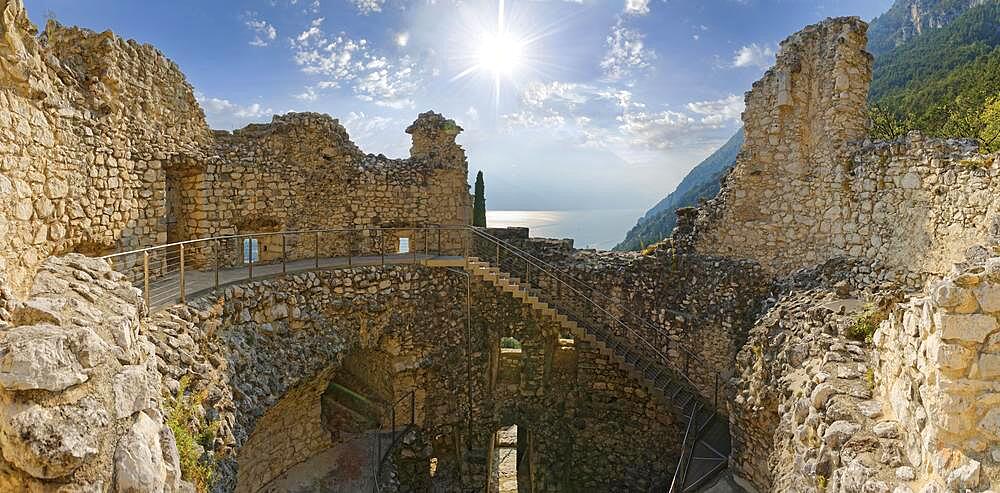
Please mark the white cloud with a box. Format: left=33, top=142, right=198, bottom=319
left=244, top=12, right=277, bottom=47
left=341, top=111, right=408, bottom=156
left=350, top=0, right=385, bottom=14
left=685, top=94, right=744, bottom=126
left=196, top=93, right=274, bottom=129
left=600, top=20, right=655, bottom=80
left=290, top=18, right=422, bottom=108
left=625, top=0, right=650, bottom=15
left=502, top=81, right=740, bottom=154
left=732, top=42, right=775, bottom=69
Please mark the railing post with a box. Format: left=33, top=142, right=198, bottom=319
left=412, top=231, right=417, bottom=265
left=463, top=228, right=470, bottom=266
left=143, top=251, right=150, bottom=309
left=248, top=237, right=254, bottom=281
left=410, top=391, right=415, bottom=425
left=714, top=373, right=719, bottom=409
left=315, top=231, right=320, bottom=269
left=179, top=244, right=186, bottom=303
left=437, top=227, right=442, bottom=256
left=214, top=239, right=220, bottom=292
left=380, top=229, right=385, bottom=266
left=282, top=233, right=287, bottom=275
left=496, top=243, right=500, bottom=267
left=348, top=230, right=353, bottom=267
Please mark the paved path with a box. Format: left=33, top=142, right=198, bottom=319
left=143, top=254, right=466, bottom=312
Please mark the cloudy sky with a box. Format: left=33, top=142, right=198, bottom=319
left=27, top=0, right=892, bottom=211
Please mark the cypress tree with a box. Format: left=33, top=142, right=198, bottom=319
left=473, top=171, right=487, bottom=227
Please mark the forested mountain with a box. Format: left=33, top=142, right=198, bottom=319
left=869, top=1, right=1000, bottom=142
left=615, top=0, right=999, bottom=251
left=614, top=129, right=743, bottom=251
left=867, top=0, right=990, bottom=55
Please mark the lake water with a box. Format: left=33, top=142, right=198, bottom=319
left=486, top=209, right=644, bottom=250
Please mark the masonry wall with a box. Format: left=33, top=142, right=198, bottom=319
left=148, top=265, right=681, bottom=492
left=875, top=260, right=1000, bottom=491
left=0, top=0, right=471, bottom=295
left=479, top=231, right=772, bottom=405
left=683, top=16, right=1000, bottom=285
left=0, top=1, right=212, bottom=295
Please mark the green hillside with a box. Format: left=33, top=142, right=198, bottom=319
left=869, top=1, right=1000, bottom=147
left=614, top=129, right=743, bottom=252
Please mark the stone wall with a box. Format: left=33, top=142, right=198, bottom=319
left=874, top=258, right=1000, bottom=491
left=176, top=112, right=471, bottom=268
left=145, top=264, right=681, bottom=492
left=682, top=16, right=1000, bottom=285
left=479, top=230, right=772, bottom=405
left=0, top=0, right=471, bottom=295
left=728, top=270, right=916, bottom=493
left=0, top=254, right=189, bottom=491
left=0, top=0, right=212, bottom=295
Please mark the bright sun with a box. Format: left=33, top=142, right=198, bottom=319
left=451, top=0, right=543, bottom=107
left=477, top=32, right=523, bottom=76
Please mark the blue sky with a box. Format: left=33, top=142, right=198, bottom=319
left=26, top=0, right=893, bottom=211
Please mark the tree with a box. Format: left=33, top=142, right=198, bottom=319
left=473, top=171, right=487, bottom=227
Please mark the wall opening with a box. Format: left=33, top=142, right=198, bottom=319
left=243, top=238, right=260, bottom=264
left=399, top=237, right=410, bottom=254
left=490, top=424, right=532, bottom=492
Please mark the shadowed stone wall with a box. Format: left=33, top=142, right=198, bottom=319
left=147, top=265, right=681, bottom=492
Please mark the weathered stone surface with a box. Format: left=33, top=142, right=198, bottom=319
left=113, top=364, right=158, bottom=419
left=0, top=324, right=108, bottom=391
left=114, top=412, right=167, bottom=493
left=0, top=398, right=109, bottom=478
left=936, top=313, right=997, bottom=344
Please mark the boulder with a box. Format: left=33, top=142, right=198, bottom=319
left=115, top=412, right=167, bottom=493
left=0, top=325, right=109, bottom=391
left=0, top=398, right=109, bottom=478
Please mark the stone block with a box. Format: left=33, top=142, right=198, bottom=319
left=978, top=353, right=1000, bottom=380
left=933, top=342, right=974, bottom=374
left=935, top=313, right=997, bottom=344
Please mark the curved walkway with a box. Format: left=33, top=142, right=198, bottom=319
left=138, top=254, right=466, bottom=312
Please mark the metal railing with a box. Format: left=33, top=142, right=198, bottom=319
left=101, top=226, right=469, bottom=313
left=468, top=228, right=731, bottom=412
left=372, top=390, right=417, bottom=492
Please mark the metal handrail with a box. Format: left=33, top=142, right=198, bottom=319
left=373, top=389, right=416, bottom=493
left=97, top=224, right=730, bottom=412
left=101, top=225, right=469, bottom=260
left=470, top=228, right=717, bottom=372
left=468, top=229, right=729, bottom=412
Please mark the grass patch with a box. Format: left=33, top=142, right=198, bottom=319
left=864, top=367, right=875, bottom=392
left=165, top=376, right=220, bottom=492
left=500, top=337, right=522, bottom=349
left=846, top=303, right=887, bottom=345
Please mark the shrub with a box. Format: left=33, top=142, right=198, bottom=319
left=846, top=303, right=886, bottom=345
left=500, top=337, right=522, bottom=349
left=164, top=376, right=219, bottom=492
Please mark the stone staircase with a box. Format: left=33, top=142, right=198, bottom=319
left=464, top=256, right=732, bottom=492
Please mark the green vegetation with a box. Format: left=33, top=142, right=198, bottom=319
left=846, top=303, right=886, bottom=345
left=615, top=129, right=743, bottom=251
left=500, top=336, right=522, bottom=349
left=869, top=3, right=1000, bottom=152
left=473, top=170, right=487, bottom=228
left=165, top=376, right=219, bottom=493
left=864, top=367, right=876, bottom=392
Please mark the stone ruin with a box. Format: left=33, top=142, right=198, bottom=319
left=0, top=1, right=999, bottom=492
